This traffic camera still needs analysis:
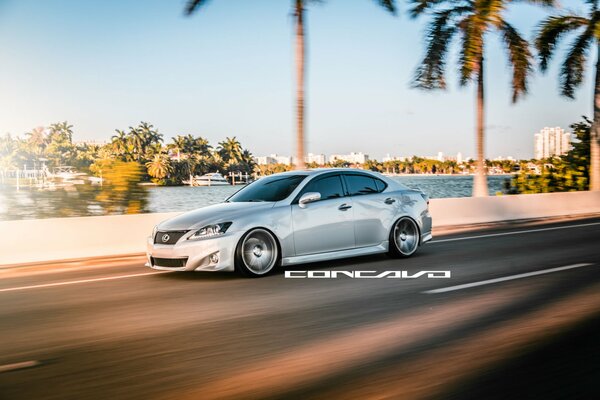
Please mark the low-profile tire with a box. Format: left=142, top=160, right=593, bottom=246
left=388, top=216, right=420, bottom=258
left=235, top=228, right=280, bottom=277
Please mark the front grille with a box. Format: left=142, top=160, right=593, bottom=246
left=151, top=257, right=188, bottom=268
left=154, top=230, right=189, bottom=245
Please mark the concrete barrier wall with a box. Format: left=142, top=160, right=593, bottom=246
left=1, top=191, right=599, bottom=266
left=429, top=191, right=600, bottom=227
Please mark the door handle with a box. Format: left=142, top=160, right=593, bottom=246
left=338, top=203, right=352, bottom=211
left=384, top=198, right=396, bottom=204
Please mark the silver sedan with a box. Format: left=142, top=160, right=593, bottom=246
left=146, top=168, right=432, bottom=277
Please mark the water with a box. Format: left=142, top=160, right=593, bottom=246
left=0, top=175, right=510, bottom=221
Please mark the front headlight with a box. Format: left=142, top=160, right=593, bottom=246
left=152, top=225, right=158, bottom=238
left=188, top=222, right=232, bottom=240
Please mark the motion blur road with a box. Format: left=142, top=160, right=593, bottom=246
left=1, top=217, right=599, bottom=400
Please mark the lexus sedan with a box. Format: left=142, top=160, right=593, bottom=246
left=146, top=168, right=432, bottom=277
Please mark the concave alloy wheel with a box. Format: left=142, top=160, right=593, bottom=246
left=236, top=229, right=279, bottom=277
left=390, top=217, right=420, bottom=257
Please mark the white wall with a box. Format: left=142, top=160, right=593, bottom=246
left=1, top=191, right=599, bottom=266
left=0, top=212, right=178, bottom=266
left=429, top=191, right=600, bottom=227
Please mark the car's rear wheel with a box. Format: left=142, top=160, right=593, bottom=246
left=389, top=216, right=420, bottom=258
left=235, top=228, right=279, bottom=277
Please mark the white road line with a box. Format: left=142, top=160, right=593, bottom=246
left=430, top=221, right=600, bottom=244
left=0, top=360, right=40, bottom=373
left=0, top=271, right=172, bottom=293
left=423, top=263, right=595, bottom=294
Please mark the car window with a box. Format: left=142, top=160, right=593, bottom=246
left=301, top=175, right=344, bottom=200
left=345, top=174, right=379, bottom=196
left=227, top=174, right=307, bottom=202
left=374, top=178, right=388, bottom=192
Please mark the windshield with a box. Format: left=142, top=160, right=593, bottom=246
left=227, top=174, right=308, bottom=202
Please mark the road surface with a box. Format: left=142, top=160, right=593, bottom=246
left=1, top=217, right=599, bottom=399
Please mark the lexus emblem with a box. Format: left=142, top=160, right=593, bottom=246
left=161, top=234, right=170, bottom=243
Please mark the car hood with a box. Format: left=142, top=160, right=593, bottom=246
left=158, top=202, right=275, bottom=231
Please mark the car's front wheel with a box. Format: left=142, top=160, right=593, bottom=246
left=235, top=228, right=280, bottom=277
left=389, top=216, right=420, bottom=258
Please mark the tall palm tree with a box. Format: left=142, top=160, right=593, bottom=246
left=111, top=130, right=130, bottom=159
left=168, top=135, right=188, bottom=161
left=184, top=0, right=397, bottom=170
left=410, top=0, right=552, bottom=196
left=536, top=1, right=600, bottom=191
left=217, top=137, right=244, bottom=164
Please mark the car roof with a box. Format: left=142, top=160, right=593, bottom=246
left=275, top=168, right=375, bottom=177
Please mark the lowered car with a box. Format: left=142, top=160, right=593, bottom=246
left=146, top=168, right=432, bottom=277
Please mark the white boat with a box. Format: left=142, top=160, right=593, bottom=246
left=47, top=166, right=86, bottom=182
left=183, top=172, right=230, bottom=186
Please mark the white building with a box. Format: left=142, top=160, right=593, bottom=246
left=382, top=154, right=408, bottom=162
left=456, top=152, right=463, bottom=164
left=254, top=154, right=292, bottom=165
left=534, top=127, right=571, bottom=159
left=329, top=152, right=369, bottom=164
left=305, top=153, right=326, bottom=165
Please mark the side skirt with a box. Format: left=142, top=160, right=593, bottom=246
left=281, top=242, right=388, bottom=266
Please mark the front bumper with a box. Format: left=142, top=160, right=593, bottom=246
left=145, top=231, right=244, bottom=272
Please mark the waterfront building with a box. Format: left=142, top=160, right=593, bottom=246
left=534, top=127, right=571, bottom=159
left=329, top=152, right=369, bottom=164
left=382, top=154, right=408, bottom=162
left=254, top=154, right=291, bottom=165
left=305, top=153, right=326, bottom=165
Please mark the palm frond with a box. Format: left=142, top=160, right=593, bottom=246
left=408, top=0, right=446, bottom=18
left=374, top=0, right=398, bottom=14
left=560, top=26, right=593, bottom=98
left=535, top=15, right=588, bottom=71
left=458, top=15, right=485, bottom=86
left=512, top=0, right=557, bottom=6
left=184, top=0, right=210, bottom=15
left=499, top=21, right=533, bottom=102
left=413, top=8, right=461, bottom=89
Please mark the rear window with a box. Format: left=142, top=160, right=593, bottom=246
left=345, top=174, right=382, bottom=196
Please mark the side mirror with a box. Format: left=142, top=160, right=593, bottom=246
left=298, top=192, right=321, bottom=208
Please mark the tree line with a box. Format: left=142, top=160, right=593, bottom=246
left=0, top=121, right=256, bottom=185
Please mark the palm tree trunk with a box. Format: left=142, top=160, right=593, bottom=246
left=591, top=43, right=600, bottom=191
left=473, top=56, right=488, bottom=197
left=295, top=0, right=306, bottom=170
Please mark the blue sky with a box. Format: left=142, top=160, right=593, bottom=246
left=0, top=0, right=594, bottom=159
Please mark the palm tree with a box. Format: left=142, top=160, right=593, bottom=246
left=168, top=135, right=188, bottom=161
left=536, top=1, right=600, bottom=191
left=111, top=130, right=130, bottom=159
left=410, top=0, right=551, bottom=196
left=184, top=0, right=397, bottom=170
left=146, top=153, right=173, bottom=181
left=217, top=137, right=244, bottom=164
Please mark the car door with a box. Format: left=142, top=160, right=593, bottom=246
left=291, top=174, right=355, bottom=256
left=343, top=173, right=396, bottom=248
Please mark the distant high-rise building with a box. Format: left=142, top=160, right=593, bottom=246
left=456, top=152, right=463, bottom=164
left=254, top=154, right=291, bottom=165
left=534, top=127, right=571, bottom=159
left=305, top=153, right=326, bottom=165
left=329, top=152, right=369, bottom=164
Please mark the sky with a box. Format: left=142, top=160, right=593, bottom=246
left=0, top=0, right=595, bottom=160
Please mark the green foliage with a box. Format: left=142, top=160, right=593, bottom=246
left=411, top=0, right=541, bottom=102
left=535, top=11, right=595, bottom=99
left=511, top=117, right=590, bottom=193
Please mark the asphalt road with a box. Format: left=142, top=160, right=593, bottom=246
left=1, top=217, right=599, bottom=400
